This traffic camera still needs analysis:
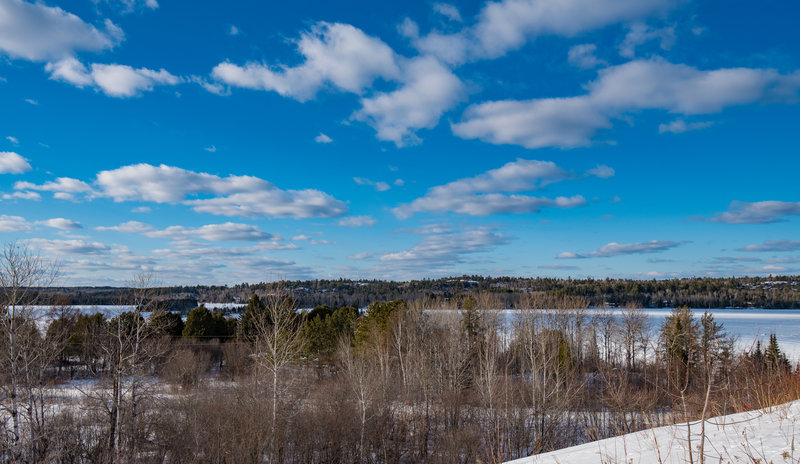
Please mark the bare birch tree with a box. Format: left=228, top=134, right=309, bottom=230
left=0, top=242, right=58, bottom=462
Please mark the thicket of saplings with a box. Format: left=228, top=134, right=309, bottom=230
left=2, top=289, right=799, bottom=463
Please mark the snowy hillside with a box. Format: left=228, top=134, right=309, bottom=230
left=507, top=400, right=800, bottom=463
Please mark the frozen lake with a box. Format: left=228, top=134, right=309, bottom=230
left=21, top=305, right=800, bottom=363
left=431, top=308, right=800, bottom=364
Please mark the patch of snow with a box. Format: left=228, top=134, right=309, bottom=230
left=506, top=400, right=800, bottom=463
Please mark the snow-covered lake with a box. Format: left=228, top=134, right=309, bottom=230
left=431, top=308, right=800, bottom=363
left=21, top=305, right=800, bottom=362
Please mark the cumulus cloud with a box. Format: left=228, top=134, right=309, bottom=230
left=92, top=163, right=347, bottom=218
left=348, top=251, right=376, bottom=260
left=453, top=58, right=800, bottom=148
left=314, top=133, right=333, bottom=143
left=26, top=238, right=109, bottom=255
left=0, top=0, right=120, bottom=61
left=96, top=220, right=153, bottom=234
left=353, top=177, right=390, bottom=191
left=0, top=215, right=32, bottom=232
left=5, top=136, right=19, bottom=145
left=17, top=163, right=346, bottom=218
left=337, top=216, right=377, bottom=227
left=587, top=165, right=615, bottom=178
left=568, top=44, right=606, bottom=69
left=212, top=22, right=400, bottom=101
left=46, top=58, right=181, bottom=97
left=558, top=240, right=684, bottom=258
left=98, top=221, right=278, bottom=242
left=2, top=191, right=40, bottom=201
left=213, top=22, right=463, bottom=144
left=0, top=152, right=32, bottom=174
left=738, top=240, right=800, bottom=252
left=41, top=218, right=82, bottom=230
left=619, top=22, right=675, bottom=58
left=353, top=56, right=465, bottom=146
left=393, top=159, right=598, bottom=218
left=379, top=227, right=510, bottom=269
left=14, top=176, right=94, bottom=200
left=700, top=201, right=800, bottom=224
left=411, top=0, right=677, bottom=65
left=433, top=3, right=462, bottom=22
left=658, top=119, right=714, bottom=134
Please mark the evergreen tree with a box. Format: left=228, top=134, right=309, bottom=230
left=183, top=305, right=229, bottom=340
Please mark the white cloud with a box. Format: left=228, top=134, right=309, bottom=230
left=228, top=25, right=240, bottom=36
left=0, top=0, right=120, bottom=61
left=314, top=133, right=333, bottom=144
left=24, top=98, right=38, bottom=105
left=204, top=145, right=217, bottom=152
left=14, top=176, right=94, bottom=200
left=131, top=206, right=151, bottom=213
left=41, top=218, right=82, bottom=230
left=5, top=136, right=19, bottom=145
left=558, top=240, right=684, bottom=258
left=213, top=22, right=462, bottom=144
left=47, top=59, right=181, bottom=97
left=348, top=251, right=376, bottom=260
left=700, top=201, right=800, bottom=224
left=99, top=0, right=158, bottom=13
left=26, top=238, right=109, bottom=255
left=212, top=22, right=400, bottom=101
left=738, top=240, right=800, bottom=252
left=619, top=22, right=675, bottom=58
left=147, top=223, right=279, bottom=242
left=587, top=165, right=615, bottom=178
left=0, top=215, right=31, bottom=232
left=98, top=220, right=279, bottom=242
left=379, top=227, right=510, bottom=269
left=568, top=43, right=606, bottom=69
left=394, top=179, right=405, bottom=187
left=353, top=56, right=465, bottom=146
left=433, top=3, right=462, bottom=22
left=393, top=159, right=593, bottom=218
left=96, top=220, right=153, bottom=233
left=292, top=235, right=311, bottom=241
left=2, top=191, right=40, bottom=201
left=337, top=215, right=377, bottom=227
left=92, top=163, right=347, bottom=218
left=658, top=119, right=714, bottom=134
left=412, top=0, right=677, bottom=65
left=18, top=163, right=346, bottom=218
left=0, top=152, right=32, bottom=174
left=353, top=177, right=390, bottom=192
left=453, top=58, right=800, bottom=148
left=453, top=96, right=609, bottom=148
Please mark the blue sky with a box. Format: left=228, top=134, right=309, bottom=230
left=1, top=0, right=799, bottom=285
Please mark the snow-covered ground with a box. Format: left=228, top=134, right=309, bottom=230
left=507, top=400, right=800, bottom=463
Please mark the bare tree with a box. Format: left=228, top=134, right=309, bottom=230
left=250, top=282, right=306, bottom=460
left=0, top=242, right=58, bottom=461
left=86, top=272, right=169, bottom=461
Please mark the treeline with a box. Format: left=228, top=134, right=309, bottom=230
left=32, top=275, right=800, bottom=309
left=3, top=287, right=800, bottom=463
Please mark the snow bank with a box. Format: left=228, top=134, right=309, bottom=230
left=506, top=400, right=800, bottom=463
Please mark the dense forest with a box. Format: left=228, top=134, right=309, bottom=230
left=34, top=275, right=800, bottom=309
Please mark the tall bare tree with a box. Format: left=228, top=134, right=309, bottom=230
left=250, top=282, right=306, bottom=460
left=0, top=242, right=58, bottom=461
